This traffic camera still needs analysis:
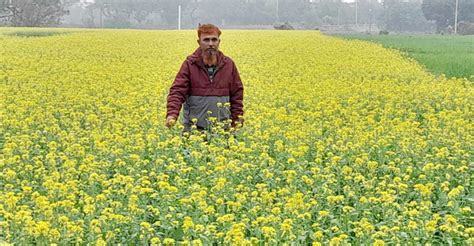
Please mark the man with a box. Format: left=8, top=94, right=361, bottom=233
left=165, top=24, right=244, bottom=132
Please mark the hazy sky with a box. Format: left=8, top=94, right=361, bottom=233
left=83, top=0, right=383, bottom=3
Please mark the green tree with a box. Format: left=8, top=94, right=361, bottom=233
left=0, top=0, right=72, bottom=26
left=422, top=0, right=474, bottom=31
left=380, top=1, right=432, bottom=32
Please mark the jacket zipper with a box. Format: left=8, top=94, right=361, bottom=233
left=200, top=65, right=220, bottom=83
left=210, top=66, right=220, bottom=83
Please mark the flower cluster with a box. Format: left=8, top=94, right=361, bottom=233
left=0, top=28, right=472, bottom=245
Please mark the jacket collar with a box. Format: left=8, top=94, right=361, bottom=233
left=188, top=47, right=227, bottom=69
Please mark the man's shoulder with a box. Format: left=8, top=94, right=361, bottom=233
left=185, top=54, right=199, bottom=64
left=220, top=53, right=237, bottom=68
left=183, top=48, right=201, bottom=64
left=222, top=54, right=235, bottom=63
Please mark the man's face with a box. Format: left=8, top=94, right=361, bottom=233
left=198, top=32, right=220, bottom=54
left=198, top=32, right=220, bottom=65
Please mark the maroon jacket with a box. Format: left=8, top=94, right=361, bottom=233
left=166, top=48, right=244, bottom=129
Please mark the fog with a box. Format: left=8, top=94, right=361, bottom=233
left=1, top=0, right=473, bottom=34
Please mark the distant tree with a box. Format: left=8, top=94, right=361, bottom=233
left=422, top=0, right=474, bottom=31
left=0, top=0, right=11, bottom=24
left=156, top=0, right=191, bottom=28
left=185, top=0, right=273, bottom=27
left=84, top=0, right=210, bottom=29
left=380, top=1, right=432, bottom=32
left=421, top=0, right=454, bottom=31
left=0, top=0, right=72, bottom=27
left=277, top=0, right=310, bottom=23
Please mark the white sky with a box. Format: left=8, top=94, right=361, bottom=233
left=85, top=0, right=382, bottom=3
left=342, top=0, right=382, bottom=2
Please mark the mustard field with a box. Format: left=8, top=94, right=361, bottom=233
left=0, top=28, right=473, bottom=245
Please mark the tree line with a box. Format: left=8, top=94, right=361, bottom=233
left=1, top=0, right=473, bottom=33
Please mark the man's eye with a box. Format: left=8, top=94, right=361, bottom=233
left=203, top=38, right=218, bottom=42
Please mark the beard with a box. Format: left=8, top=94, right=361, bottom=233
left=202, top=48, right=218, bottom=66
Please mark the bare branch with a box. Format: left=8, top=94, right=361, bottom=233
left=0, top=14, right=13, bottom=19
